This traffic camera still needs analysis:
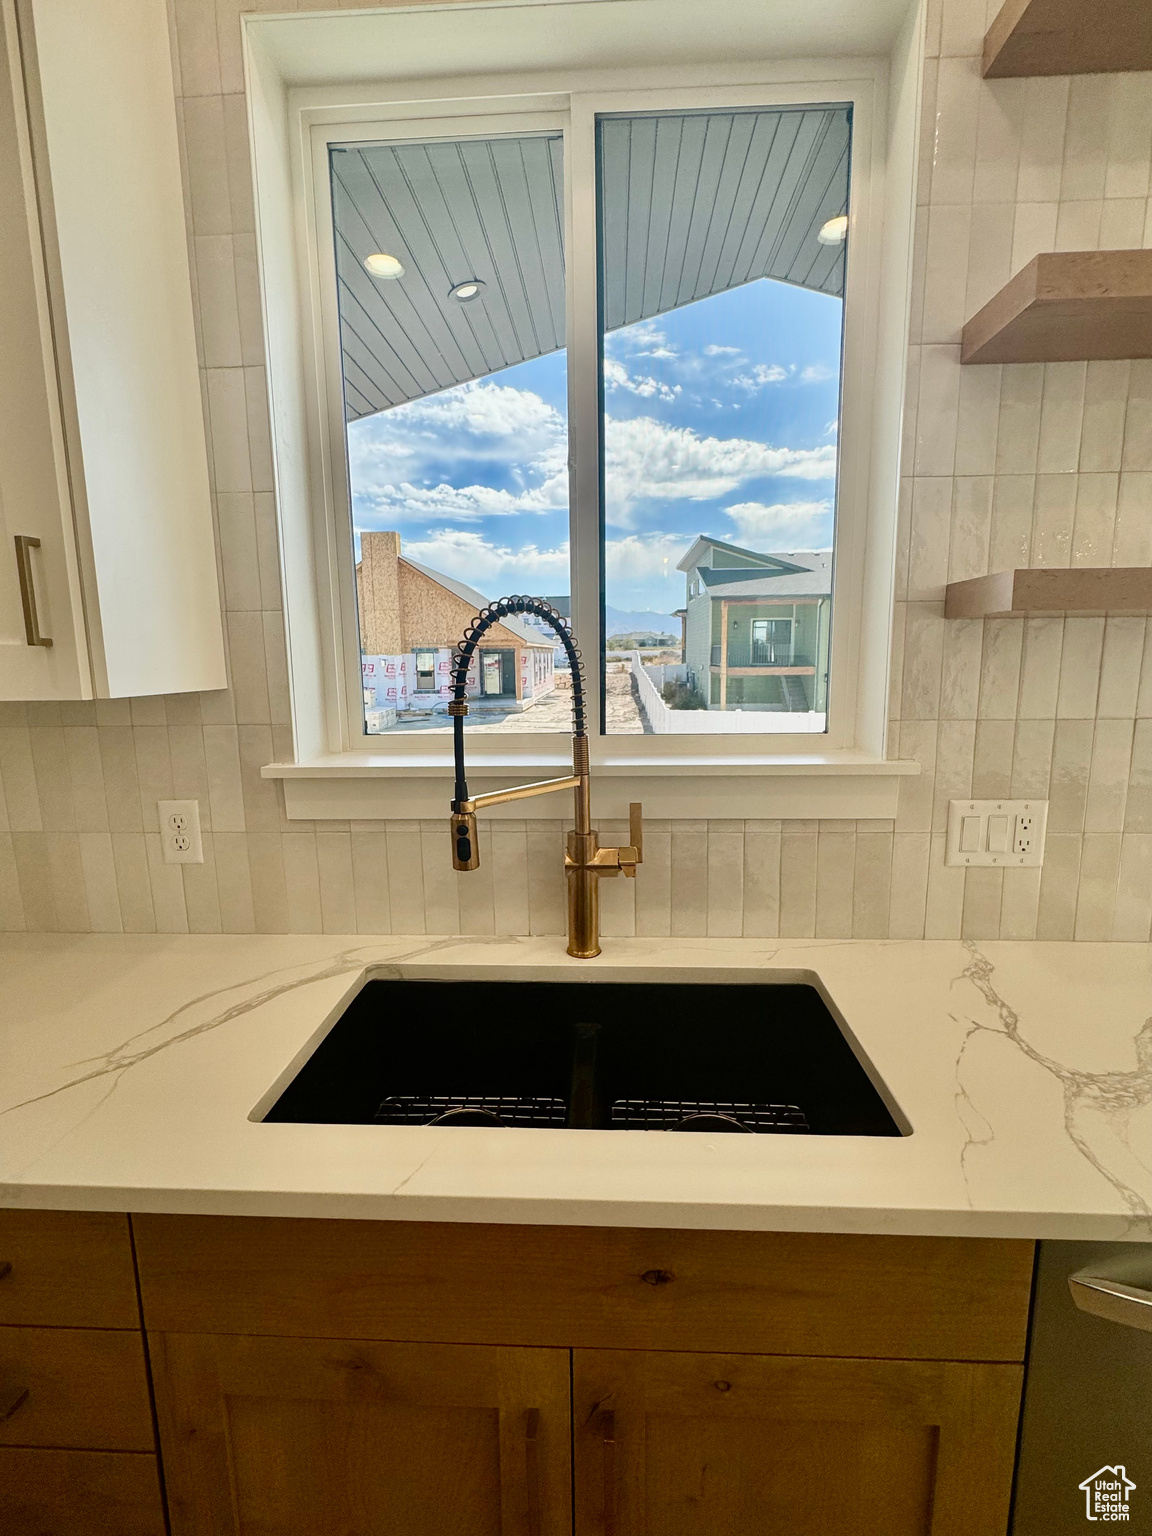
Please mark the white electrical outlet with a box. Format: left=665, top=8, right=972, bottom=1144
left=945, top=800, right=1047, bottom=868
left=158, top=799, right=203, bottom=864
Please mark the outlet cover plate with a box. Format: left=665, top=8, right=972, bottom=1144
left=158, top=799, right=203, bottom=864
left=945, top=799, right=1047, bottom=868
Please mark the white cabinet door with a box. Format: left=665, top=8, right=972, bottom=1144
left=0, top=0, right=89, bottom=699
left=0, top=0, right=227, bottom=702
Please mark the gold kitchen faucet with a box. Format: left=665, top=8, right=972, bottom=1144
left=448, top=597, right=642, bottom=959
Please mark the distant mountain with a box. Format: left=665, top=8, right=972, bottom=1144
left=605, top=605, right=679, bottom=639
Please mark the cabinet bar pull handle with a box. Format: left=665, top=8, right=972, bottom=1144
left=525, top=1407, right=541, bottom=1536
left=601, top=1410, right=616, bottom=1536
left=1070, top=1270, right=1152, bottom=1333
left=0, top=1384, right=29, bottom=1422
left=14, top=535, right=52, bottom=648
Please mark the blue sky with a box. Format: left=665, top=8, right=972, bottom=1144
left=347, top=277, right=843, bottom=618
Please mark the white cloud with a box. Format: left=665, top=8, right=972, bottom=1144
left=387, top=378, right=562, bottom=437
left=613, top=321, right=668, bottom=352
left=604, top=417, right=837, bottom=526
left=355, top=471, right=568, bottom=525
left=349, top=371, right=837, bottom=550
left=348, top=378, right=567, bottom=524
left=801, top=363, right=836, bottom=383
left=605, top=531, right=693, bottom=585
left=724, top=499, right=834, bottom=549
left=639, top=346, right=678, bottom=359
left=603, top=358, right=681, bottom=401
left=824, top=418, right=839, bottom=437
left=733, top=363, right=789, bottom=390
left=704, top=344, right=742, bottom=357
left=399, top=526, right=691, bottom=606
left=401, top=529, right=570, bottom=592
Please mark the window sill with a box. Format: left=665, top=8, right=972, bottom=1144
left=262, top=753, right=919, bottom=821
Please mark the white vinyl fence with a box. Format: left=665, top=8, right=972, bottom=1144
left=630, top=653, right=827, bottom=735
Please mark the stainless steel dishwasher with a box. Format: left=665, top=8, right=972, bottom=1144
left=1013, top=1241, right=1152, bottom=1533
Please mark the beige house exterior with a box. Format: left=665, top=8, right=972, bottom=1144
left=356, top=532, right=554, bottom=710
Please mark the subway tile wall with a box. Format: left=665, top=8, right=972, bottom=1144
left=0, top=0, right=1151, bottom=940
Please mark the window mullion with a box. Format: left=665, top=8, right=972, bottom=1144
left=565, top=99, right=605, bottom=743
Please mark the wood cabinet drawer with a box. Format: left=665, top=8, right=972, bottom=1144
left=133, top=1215, right=1035, bottom=1363
left=0, top=1326, right=155, bottom=1450
left=0, top=1447, right=165, bottom=1535
left=0, top=1211, right=139, bottom=1329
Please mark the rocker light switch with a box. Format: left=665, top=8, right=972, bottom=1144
left=959, top=815, right=982, bottom=853
left=987, top=815, right=1010, bottom=853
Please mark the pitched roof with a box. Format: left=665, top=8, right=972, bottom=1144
left=699, top=568, right=831, bottom=599
left=402, top=559, right=550, bottom=647
left=771, top=550, right=832, bottom=572
left=677, top=534, right=809, bottom=575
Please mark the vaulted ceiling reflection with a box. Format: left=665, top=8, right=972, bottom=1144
left=331, top=105, right=850, bottom=422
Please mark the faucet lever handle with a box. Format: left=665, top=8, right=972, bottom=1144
left=629, top=803, right=643, bottom=865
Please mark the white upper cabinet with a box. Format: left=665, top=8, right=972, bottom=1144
left=0, top=0, right=226, bottom=700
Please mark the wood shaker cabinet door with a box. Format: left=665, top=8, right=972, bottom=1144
left=151, top=1333, right=572, bottom=1536
left=574, top=1349, right=1023, bottom=1536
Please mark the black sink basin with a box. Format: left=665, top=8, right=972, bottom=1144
left=263, top=977, right=905, bottom=1137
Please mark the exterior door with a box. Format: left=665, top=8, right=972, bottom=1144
left=574, top=1349, right=1023, bottom=1536
left=481, top=650, right=511, bottom=695
left=151, top=1333, right=571, bottom=1536
left=750, top=617, right=791, bottom=665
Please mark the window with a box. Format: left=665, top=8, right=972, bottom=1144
left=334, top=129, right=570, bottom=737
left=258, top=0, right=914, bottom=805
left=311, top=78, right=866, bottom=752
left=598, top=108, right=847, bottom=735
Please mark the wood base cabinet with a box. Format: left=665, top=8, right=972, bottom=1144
left=0, top=1211, right=167, bottom=1536
left=135, top=1217, right=1035, bottom=1536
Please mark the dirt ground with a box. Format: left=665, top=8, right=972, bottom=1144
left=381, top=664, right=647, bottom=736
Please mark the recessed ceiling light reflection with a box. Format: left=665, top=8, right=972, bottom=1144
left=817, top=216, right=848, bottom=246
left=364, top=252, right=404, bottom=279
left=449, top=279, right=485, bottom=302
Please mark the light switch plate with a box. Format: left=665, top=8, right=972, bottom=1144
left=945, top=799, right=1047, bottom=867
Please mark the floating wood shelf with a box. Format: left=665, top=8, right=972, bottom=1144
left=984, top=0, right=1152, bottom=77
left=945, top=568, right=1152, bottom=620
left=961, top=250, right=1152, bottom=365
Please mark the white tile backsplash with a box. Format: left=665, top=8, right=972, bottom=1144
left=1, top=0, right=1150, bottom=943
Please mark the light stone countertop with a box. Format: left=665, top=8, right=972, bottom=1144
left=1, top=932, right=1150, bottom=1240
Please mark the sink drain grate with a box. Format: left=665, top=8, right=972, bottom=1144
left=611, top=1099, right=810, bottom=1132
left=375, top=1094, right=569, bottom=1127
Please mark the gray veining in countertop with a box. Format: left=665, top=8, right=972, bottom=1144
left=1, top=932, right=1150, bottom=1239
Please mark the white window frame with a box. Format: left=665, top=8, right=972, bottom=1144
left=245, top=3, right=924, bottom=820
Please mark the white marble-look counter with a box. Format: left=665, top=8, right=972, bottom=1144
left=0, top=932, right=1150, bottom=1240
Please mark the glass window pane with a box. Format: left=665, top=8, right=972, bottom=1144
left=332, top=132, right=569, bottom=736
left=597, top=107, right=849, bottom=734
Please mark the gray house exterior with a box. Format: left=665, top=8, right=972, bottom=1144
left=678, top=537, right=831, bottom=712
